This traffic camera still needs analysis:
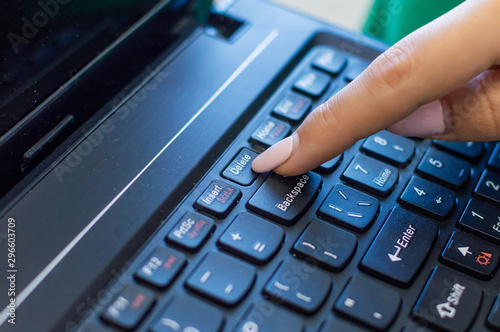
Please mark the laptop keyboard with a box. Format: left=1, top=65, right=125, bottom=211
left=80, top=43, right=500, bottom=332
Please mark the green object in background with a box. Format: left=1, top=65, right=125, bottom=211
left=364, top=0, right=464, bottom=44
left=195, top=0, right=213, bottom=24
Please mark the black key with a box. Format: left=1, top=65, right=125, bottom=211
left=341, top=154, right=398, bottom=197
left=272, top=91, right=312, bottom=123
left=412, top=266, right=483, bottom=332
left=134, top=247, right=186, bottom=289
left=247, top=172, right=322, bottom=226
left=433, top=140, right=484, bottom=161
left=459, top=198, right=500, bottom=244
left=166, top=212, right=215, bottom=252
left=218, top=212, right=284, bottom=264
left=319, top=316, right=372, bottom=332
left=194, top=180, right=241, bottom=218
left=151, top=296, right=224, bottom=332
left=344, top=59, right=368, bottom=81
left=101, top=284, right=155, bottom=330
left=233, top=301, right=304, bottom=332
left=249, top=116, right=290, bottom=148
left=311, top=47, right=347, bottom=74
left=361, top=130, right=415, bottom=166
left=293, top=69, right=330, bottom=97
left=474, top=170, right=500, bottom=205
left=360, top=208, right=438, bottom=287
left=399, top=176, right=456, bottom=220
left=317, top=183, right=379, bottom=232
left=315, top=154, right=343, bottom=174
left=488, top=296, right=500, bottom=330
left=292, top=219, right=357, bottom=271
left=416, top=148, right=470, bottom=189
left=185, top=251, right=256, bottom=307
left=488, top=143, right=500, bottom=172
left=440, top=231, right=499, bottom=280
left=264, top=257, right=331, bottom=315
left=334, top=274, right=401, bottom=331
left=222, top=148, right=259, bottom=186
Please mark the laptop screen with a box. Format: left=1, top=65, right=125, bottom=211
left=0, top=0, right=195, bottom=203
left=0, top=0, right=186, bottom=137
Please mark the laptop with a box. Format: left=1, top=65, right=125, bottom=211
left=1, top=0, right=499, bottom=331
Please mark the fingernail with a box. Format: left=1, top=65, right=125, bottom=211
left=252, top=135, right=295, bottom=173
left=388, top=100, right=445, bottom=136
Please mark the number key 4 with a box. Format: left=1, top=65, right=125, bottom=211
left=399, top=176, right=455, bottom=220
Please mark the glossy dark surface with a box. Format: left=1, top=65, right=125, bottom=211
left=3, top=1, right=498, bottom=331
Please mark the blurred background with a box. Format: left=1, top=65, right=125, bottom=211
left=267, top=0, right=463, bottom=45
left=268, top=0, right=375, bottom=33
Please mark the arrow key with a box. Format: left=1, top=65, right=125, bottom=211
left=440, top=231, right=499, bottom=280
left=360, top=208, right=438, bottom=287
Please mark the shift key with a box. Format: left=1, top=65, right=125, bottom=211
left=247, top=172, right=322, bottom=226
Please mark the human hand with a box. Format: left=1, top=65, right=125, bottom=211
left=252, top=0, right=500, bottom=176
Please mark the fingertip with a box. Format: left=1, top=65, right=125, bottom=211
left=251, top=135, right=295, bottom=173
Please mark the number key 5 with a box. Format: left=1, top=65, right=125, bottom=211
left=417, top=148, right=470, bottom=189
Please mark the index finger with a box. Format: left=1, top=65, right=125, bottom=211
left=253, top=0, right=500, bottom=176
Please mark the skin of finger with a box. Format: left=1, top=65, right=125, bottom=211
left=429, top=70, right=500, bottom=142
left=275, top=0, right=500, bottom=176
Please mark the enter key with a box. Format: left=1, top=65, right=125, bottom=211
left=361, top=207, right=438, bottom=287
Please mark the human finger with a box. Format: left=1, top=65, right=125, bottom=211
left=252, top=0, right=500, bottom=176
